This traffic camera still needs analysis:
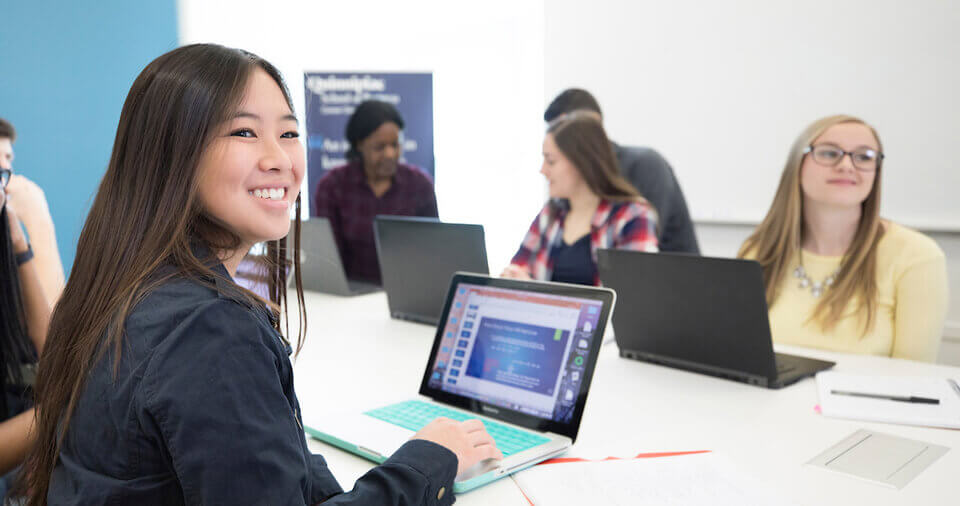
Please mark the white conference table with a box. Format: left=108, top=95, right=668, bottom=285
left=291, top=290, right=959, bottom=505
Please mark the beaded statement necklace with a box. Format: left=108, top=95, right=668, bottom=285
left=792, top=260, right=839, bottom=298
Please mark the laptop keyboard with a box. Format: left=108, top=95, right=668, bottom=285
left=365, top=400, right=550, bottom=457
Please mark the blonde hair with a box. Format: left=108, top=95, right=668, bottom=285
left=738, top=114, right=885, bottom=334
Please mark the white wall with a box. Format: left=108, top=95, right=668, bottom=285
left=178, top=0, right=546, bottom=272
left=544, top=0, right=960, bottom=230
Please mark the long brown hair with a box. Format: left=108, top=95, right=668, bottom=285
left=738, top=114, right=884, bottom=334
left=547, top=111, right=653, bottom=214
left=19, top=44, right=306, bottom=503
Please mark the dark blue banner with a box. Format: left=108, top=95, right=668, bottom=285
left=303, top=72, right=434, bottom=216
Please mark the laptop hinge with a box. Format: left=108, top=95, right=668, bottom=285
left=502, top=446, right=569, bottom=474
left=620, top=349, right=772, bottom=387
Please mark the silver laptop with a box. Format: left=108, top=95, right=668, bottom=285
left=304, top=273, right=615, bottom=493
left=293, top=218, right=380, bottom=296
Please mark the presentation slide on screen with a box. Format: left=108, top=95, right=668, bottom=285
left=442, top=291, right=580, bottom=417
left=465, top=317, right=569, bottom=395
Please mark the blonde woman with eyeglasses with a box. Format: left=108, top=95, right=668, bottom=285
left=739, top=115, right=947, bottom=362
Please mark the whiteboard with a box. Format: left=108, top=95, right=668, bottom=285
left=545, top=0, right=960, bottom=230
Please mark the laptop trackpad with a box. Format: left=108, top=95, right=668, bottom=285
left=321, top=413, right=415, bottom=459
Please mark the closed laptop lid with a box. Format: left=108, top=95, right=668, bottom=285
left=374, top=216, right=490, bottom=323
left=597, top=250, right=778, bottom=380
left=419, top=273, right=615, bottom=441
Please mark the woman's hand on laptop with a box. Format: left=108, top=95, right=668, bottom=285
left=501, top=264, right=532, bottom=281
left=412, top=417, right=503, bottom=474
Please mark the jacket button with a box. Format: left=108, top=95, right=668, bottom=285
left=437, top=486, right=446, bottom=500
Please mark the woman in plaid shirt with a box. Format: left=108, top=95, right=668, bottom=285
left=502, top=111, right=658, bottom=286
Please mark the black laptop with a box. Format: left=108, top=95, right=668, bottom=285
left=597, top=250, right=834, bottom=388
left=374, top=216, right=490, bottom=325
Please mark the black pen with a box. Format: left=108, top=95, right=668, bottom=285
left=830, top=389, right=940, bottom=405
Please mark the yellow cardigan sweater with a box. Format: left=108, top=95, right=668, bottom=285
left=744, top=222, right=948, bottom=362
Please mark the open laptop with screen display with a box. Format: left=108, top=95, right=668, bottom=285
left=304, top=273, right=615, bottom=492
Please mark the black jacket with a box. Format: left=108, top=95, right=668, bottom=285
left=49, top=262, right=457, bottom=505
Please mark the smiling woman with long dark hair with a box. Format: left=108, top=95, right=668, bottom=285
left=18, top=44, right=497, bottom=505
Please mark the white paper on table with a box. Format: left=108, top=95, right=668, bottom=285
left=816, top=372, right=960, bottom=429
left=511, top=452, right=784, bottom=506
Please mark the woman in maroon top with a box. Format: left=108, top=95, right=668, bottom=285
left=313, top=100, right=438, bottom=284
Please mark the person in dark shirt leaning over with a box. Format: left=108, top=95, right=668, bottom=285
left=313, top=100, right=438, bottom=284
left=543, top=88, right=700, bottom=254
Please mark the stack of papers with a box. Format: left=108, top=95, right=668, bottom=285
left=816, top=372, right=960, bottom=429
left=512, top=451, right=782, bottom=505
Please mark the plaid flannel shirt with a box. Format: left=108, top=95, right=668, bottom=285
left=509, top=199, right=659, bottom=286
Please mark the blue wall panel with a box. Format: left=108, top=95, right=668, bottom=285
left=0, top=1, right=178, bottom=272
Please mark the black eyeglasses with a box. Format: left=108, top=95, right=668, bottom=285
left=803, top=144, right=883, bottom=172
left=0, top=169, right=10, bottom=189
